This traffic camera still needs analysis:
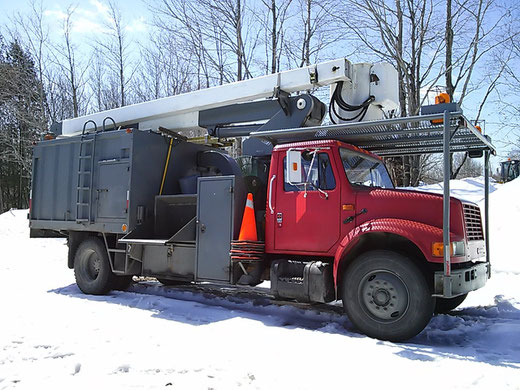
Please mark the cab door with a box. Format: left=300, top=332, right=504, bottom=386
left=273, top=150, right=341, bottom=253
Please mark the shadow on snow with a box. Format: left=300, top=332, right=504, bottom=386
left=51, top=283, right=520, bottom=368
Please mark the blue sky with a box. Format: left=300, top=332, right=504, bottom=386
left=0, top=0, right=515, bottom=166
left=0, top=0, right=148, bottom=36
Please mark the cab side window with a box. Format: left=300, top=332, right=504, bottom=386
left=284, top=152, right=336, bottom=192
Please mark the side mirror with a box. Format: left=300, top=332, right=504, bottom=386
left=286, top=150, right=303, bottom=184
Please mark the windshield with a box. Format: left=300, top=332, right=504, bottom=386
left=340, top=148, right=394, bottom=189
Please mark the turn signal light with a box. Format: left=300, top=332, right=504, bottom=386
left=432, top=242, right=449, bottom=257
left=342, top=204, right=354, bottom=211
left=432, top=241, right=465, bottom=257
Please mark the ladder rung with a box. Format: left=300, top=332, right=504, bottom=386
left=76, top=219, right=89, bottom=222
left=77, top=203, right=89, bottom=206
left=79, top=156, right=92, bottom=159
left=80, top=139, right=94, bottom=143
left=77, top=171, right=91, bottom=175
left=108, top=249, right=126, bottom=253
left=77, top=187, right=90, bottom=190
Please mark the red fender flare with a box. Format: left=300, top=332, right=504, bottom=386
left=332, top=218, right=461, bottom=286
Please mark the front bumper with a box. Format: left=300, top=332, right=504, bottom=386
left=434, top=262, right=489, bottom=298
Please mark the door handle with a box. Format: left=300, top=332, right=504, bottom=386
left=268, top=175, right=276, bottom=214
left=200, top=223, right=206, bottom=233
left=343, top=208, right=367, bottom=224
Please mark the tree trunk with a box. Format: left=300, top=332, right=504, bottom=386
left=271, top=0, right=277, bottom=74
left=445, top=0, right=454, bottom=98
left=305, top=0, right=311, bottom=66
left=236, top=0, right=243, bottom=81
left=0, top=179, right=4, bottom=213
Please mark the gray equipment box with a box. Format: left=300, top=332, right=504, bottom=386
left=120, top=176, right=236, bottom=282
left=29, top=129, right=225, bottom=235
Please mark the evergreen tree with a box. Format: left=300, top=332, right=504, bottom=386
left=0, top=36, right=47, bottom=212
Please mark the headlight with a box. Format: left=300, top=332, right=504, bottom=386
left=451, top=241, right=465, bottom=257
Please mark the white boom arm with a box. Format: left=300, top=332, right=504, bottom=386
left=61, top=58, right=399, bottom=136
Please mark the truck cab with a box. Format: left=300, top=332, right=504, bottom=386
left=265, top=139, right=488, bottom=340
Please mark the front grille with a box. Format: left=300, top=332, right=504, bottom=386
left=463, top=203, right=484, bottom=241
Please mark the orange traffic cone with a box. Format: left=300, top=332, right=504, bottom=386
left=238, top=193, right=258, bottom=241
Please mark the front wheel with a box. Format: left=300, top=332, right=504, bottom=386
left=342, top=250, right=434, bottom=342
left=74, top=237, right=115, bottom=295
left=435, top=293, right=467, bottom=314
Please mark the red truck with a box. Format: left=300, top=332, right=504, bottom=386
left=29, top=58, right=494, bottom=341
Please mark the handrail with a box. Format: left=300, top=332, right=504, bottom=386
left=82, top=120, right=97, bottom=136
left=268, top=175, right=276, bottom=215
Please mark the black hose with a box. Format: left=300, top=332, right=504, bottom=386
left=332, top=82, right=374, bottom=112
left=330, top=99, right=369, bottom=122
left=328, top=82, right=374, bottom=123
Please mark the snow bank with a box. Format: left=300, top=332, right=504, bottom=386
left=403, top=176, right=520, bottom=273
left=0, top=209, right=31, bottom=237
left=483, top=177, right=520, bottom=274
left=402, top=176, right=500, bottom=204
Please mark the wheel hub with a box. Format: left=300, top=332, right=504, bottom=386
left=86, top=252, right=101, bottom=280
left=360, top=270, right=409, bottom=322
left=373, top=288, right=391, bottom=306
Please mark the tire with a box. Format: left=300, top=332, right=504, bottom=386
left=435, top=293, right=467, bottom=314
left=342, top=250, right=434, bottom=342
left=112, top=275, right=134, bottom=291
left=74, top=237, right=115, bottom=295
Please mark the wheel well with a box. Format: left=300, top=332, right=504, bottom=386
left=336, top=232, right=433, bottom=298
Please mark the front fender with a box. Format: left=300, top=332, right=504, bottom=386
left=333, top=218, right=462, bottom=285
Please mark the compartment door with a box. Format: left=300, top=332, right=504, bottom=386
left=196, top=176, right=234, bottom=282
left=96, top=160, right=130, bottom=220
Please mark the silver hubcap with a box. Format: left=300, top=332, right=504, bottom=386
left=359, top=270, right=409, bottom=322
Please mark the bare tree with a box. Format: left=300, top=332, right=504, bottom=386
left=48, top=5, right=91, bottom=118
left=134, top=32, right=195, bottom=102
left=285, top=0, right=339, bottom=68
left=257, top=0, right=293, bottom=74
left=150, top=0, right=258, bottom=84
left=444, top=0, right=514, bottom=178
left=95, top=0, right=133, bottom=108
left=332, top=0, right=513, bottom=185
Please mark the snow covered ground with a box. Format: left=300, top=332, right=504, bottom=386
left=1, top=178, right=520, bottom=389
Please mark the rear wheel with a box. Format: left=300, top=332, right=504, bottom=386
left=342, top=250, right=434, bottom=342
left=74, top=237, right=115, bottom=295
left=435, top=293, right=467, bottom=313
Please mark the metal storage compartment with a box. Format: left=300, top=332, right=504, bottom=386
left=29, top=129, right=209, bottom=235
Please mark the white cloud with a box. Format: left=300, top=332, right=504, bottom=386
left=89, top=0, right=110, bottom=19
left=71, top=17, right=108, bottom=34
left=125, top=17, right=147, bottom=33
left=43, top=9, right=67, bottom=21
left=42, top=1, right=145, bottom=36
left=42, top=2, right=110, bottom=36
